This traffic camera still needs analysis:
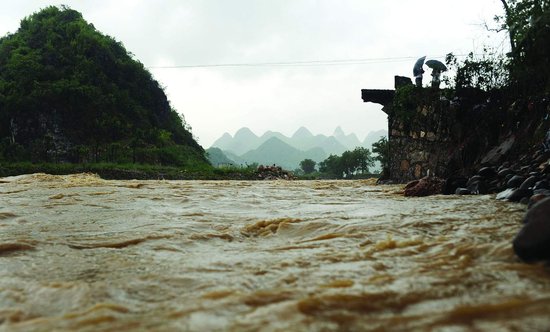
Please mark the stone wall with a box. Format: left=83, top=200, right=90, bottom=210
left=386, top=99, right=457, bottom=182
left=362, top=78, right=502, bottom=183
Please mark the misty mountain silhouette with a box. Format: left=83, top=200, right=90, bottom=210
left=241, top=137, right=326, bottom=170
left=333, top=126, right=362, bottom=150
left=362, top=129, right=388, bottom=148
left=210, top=126, right=387, bottom=170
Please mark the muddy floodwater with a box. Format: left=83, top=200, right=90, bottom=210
left=1, top=173, right=550, bottom=331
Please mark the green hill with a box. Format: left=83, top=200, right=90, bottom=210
left=241, top=136, right=326, bottom=170
left=205, top=147, right=235, bottom=167
left=0, top=6, right=207, bottom=168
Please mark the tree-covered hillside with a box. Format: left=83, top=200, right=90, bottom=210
left=0, top=6, right=207, bottom=167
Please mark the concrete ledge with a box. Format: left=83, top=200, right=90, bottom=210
left=361, top=89, right=395, bottom=109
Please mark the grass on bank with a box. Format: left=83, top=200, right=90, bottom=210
left=0, top=162, right=381, bottom=181
left=0, top=162, right=260, bottom=180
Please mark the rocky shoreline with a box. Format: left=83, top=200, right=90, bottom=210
left=403, top=135, right=550, bottom=262
left=0, top=163, right=297, bottom=181
left=256, top=165, right=295, bottom=180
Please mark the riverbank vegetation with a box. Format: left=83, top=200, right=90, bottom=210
left=448, top=0, right=549, bottom=96
left=1, top=2, right=549, bottom=180
left=0, top=6, right=209, bottom=172
left=0, top=162, right=262, bottom=180
left=294, top=146, right=379, bottom=179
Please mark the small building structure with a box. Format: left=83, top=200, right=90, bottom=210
left=362, top=76, right=459, bottom=183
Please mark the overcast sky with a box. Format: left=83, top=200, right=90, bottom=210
left=0, top=1, right=508, bottom=147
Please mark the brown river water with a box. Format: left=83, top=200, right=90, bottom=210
left=1, top=173, right=550, bottom=331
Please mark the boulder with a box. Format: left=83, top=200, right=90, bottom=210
left=455, top=188, right=470, bottom=195
left=498, top=168, right=514, bottom=178
left=404, top=180, right=419, bottom=190
left=467, top=180, right=489, bottom=195
left=513, top=198, right=550, bottom=261
left=507, top=175, right=526, bottom=188
left=467, top=175, right=484, bottom=187
left=506, top=188, right=534, bottom=202
left=478, top=167, right=497, bottom=179
left=256, top=165, right=294, bottom=180
left=534, top=180, right=549, bottom=190
left=519, top=176, right=538, bottom=190
left=443, top=177, right=468, bottom=195
left=481, top=135, right=515, bottom=165
left=404, top=176, right=445, bottom=197
left=496, top=188, right=514, bottom=200
left=528, top=194, right=549, bottom=208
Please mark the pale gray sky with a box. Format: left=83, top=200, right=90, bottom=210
left=0, top=1, right=508, bottom=147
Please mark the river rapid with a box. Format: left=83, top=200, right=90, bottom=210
left=1, top=173, right=550, bottom=331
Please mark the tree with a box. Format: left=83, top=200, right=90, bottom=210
left=372, top=137, right=390, bottom=169
left=318, top=154, right=343, bottom=178
left=496, top=0, right=550, bottom=92
left=444, top=52, right=509, bottom=92
left=351, top=147, right=374, bottom=174
left=339, top=147, right=374, bottom=177
left=0, top=6, right=207, bottom=165
left=299, top=158, right=316, bottom=174
left=318, top=147, right=374, bottom=178
left=497, top=0, right=547, bottom=54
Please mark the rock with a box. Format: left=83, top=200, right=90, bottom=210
left=443, top=177, right=468, bottom=195
left=543, top=129, right=550, bottom=152
left=506, top=188, right=533, bottom=202
left=455, top=188, right=470, bottom=195
left=467, top=180, right=489, bottom=195
left=528, top=194, right=549, bottom=208
left=513, top=198, right=550, bottom=261
left=478, top=167, right=497, bottom=179
left=507, top=175, right=526, bottom=188
left=481, top=135, right=515, bottom=165
left=534, top=180, right=549, bottom=190
left=535, top=154, right=548, bottom=164
left=498, top=168, right=514, bottom=178
left=404, top=176, right=445, bottom=197
left=467, top=175, right=484, bottom=187
left=533, top=189, right=550, bottom=196
left=520, top=197, right=530, bottom=205
left=489, top=179, right=503, bottom=193
left=496, top=188, right=514, bottom=200
left=256, top=165, right=294, bottom=180
left=519, top=176, right=538, bottom=190
left=504, top=174, right=515, bottom=185
left=404, top=180, right=419, bottom=190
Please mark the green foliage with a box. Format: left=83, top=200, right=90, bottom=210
left=0, top=6, right=206, bottom=166
left=496, top=1, right=550, bottom=93
left=392, top=84, right=424, bottom=123
left=318, top=154, right=342, bottom=177
left=371, top=137, right=389, bottom=169
left=0, top=161, right=259, bottom=180
left=205, top=147, right=235, bottom=167
left=299, top=158, right=316, bottom=174
left=440, top=2, right=550, bottom=94
left=245, top=162, right=259, bottom=170
left=444, top=52, right=509, bottom=92
left=496, top=0, right=547, bottom=53
left=318, top=147, right=374, bottom=179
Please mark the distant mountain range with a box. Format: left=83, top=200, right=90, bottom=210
left=207, top=126, right=387, bottom=171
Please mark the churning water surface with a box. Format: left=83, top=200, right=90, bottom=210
left=1, top=173, right=549, bottom=331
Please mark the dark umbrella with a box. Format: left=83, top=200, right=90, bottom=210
left=425, top=59, right=448, bottom=72
left=413, top=56, right=426, bottom=77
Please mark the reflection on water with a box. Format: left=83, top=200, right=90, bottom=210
left=1, top=173, right=549, bottom=331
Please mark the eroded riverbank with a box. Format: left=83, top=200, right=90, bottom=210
left=1, top=174, right=549, bottom=331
